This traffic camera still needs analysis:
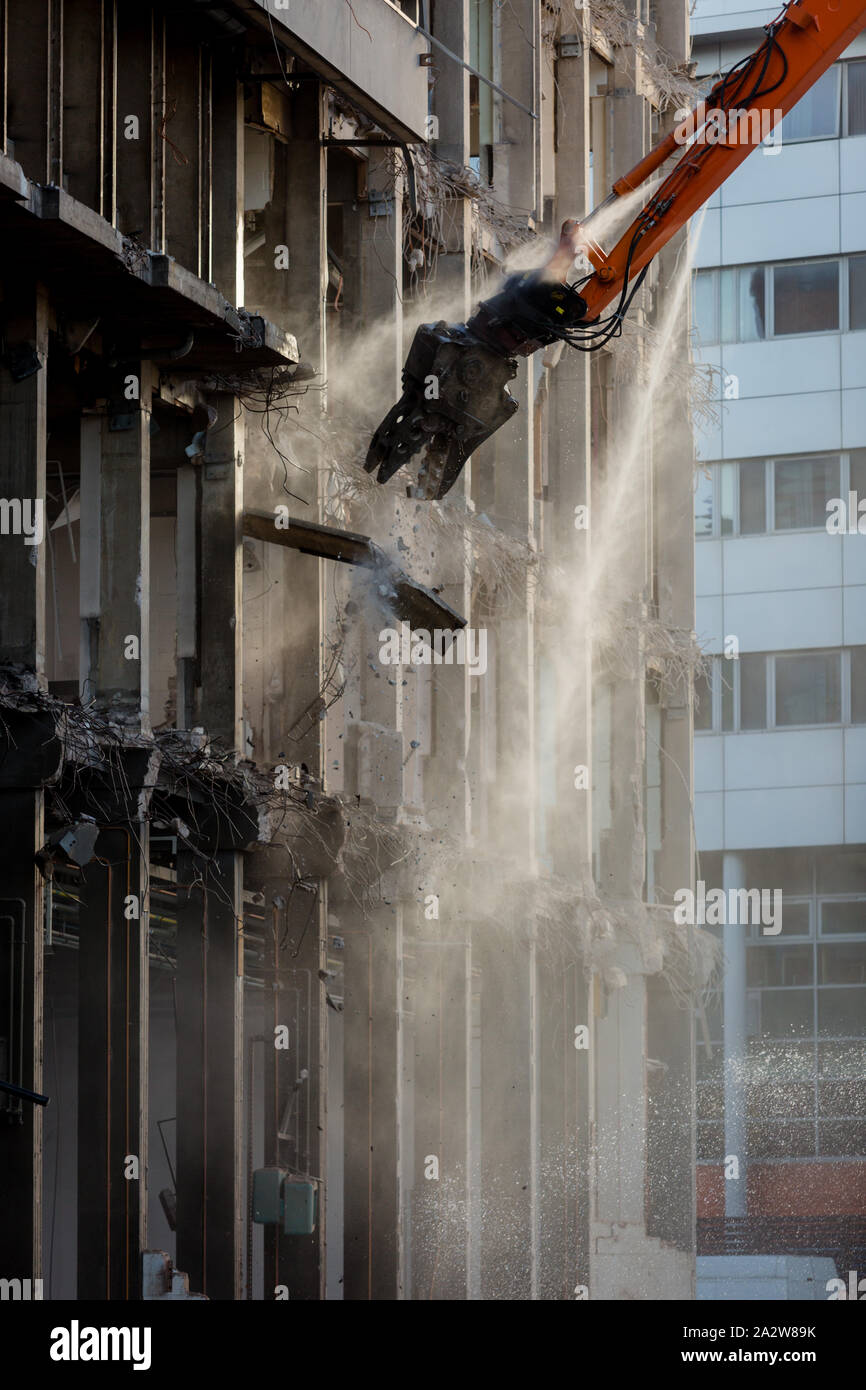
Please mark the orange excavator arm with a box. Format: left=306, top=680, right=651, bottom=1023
left=366, top=0, right=866, bottom=500
left=563, top=0, right=866, bottom=323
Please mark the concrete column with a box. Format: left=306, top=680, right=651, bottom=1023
left=536, top=951, right=588, bottom=1299
left=359, top=151, right=404, bottom=404
left=114, top=7, right=156, bottom=242
left=210, top=41, right=244, bottom=306
left=491, top=358, right=536, bottom=865
left=475, top=922, right=535, bottom=1299
left=175, top=848, right=244, bottom=1300
left=410, top=927, right=471, bottom=1300
left=261, top=880, right=327, bottom=1301
left=723, top=851, right=748, bottom=1219
left=343, top=903, right=401, bottom=1299
left=0, top=282, right=48, bottom=671
left=431, top=0, right=471, bottom=308
left=76, top=825, right=149, bottom=1300
left=0, top=281, right=49, bottom=1287
left=80, top=365, right=155, bottom=729
left=198, top=393, right=243, bottom=753
left=549, top=28, right=593, bottom=884
left=494, top=0, right=538, bottom=216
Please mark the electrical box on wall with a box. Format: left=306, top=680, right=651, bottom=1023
left=252, top=1168, right=318, bottom=1235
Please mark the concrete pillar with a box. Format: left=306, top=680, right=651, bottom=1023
left=76, top=824, right=149, bottom=1300
left=410, top=927, right=471, bottom=1299
left=491, top=357, right=536, bottom=865
left=475, top=922, right=535, bottom=1299
left=80, top=365, right=155, bottom=729
left=431, top=0, right=472, bottom=308
left=210, top=41, right=244, bottom=305
left=494, top=0, right=538, bottom=217
left=262, top=880, right=327, bottom=1301
left=175, top=848, right=244, bottom=1300
left=343, top=903, right=402, bottom=1299
left=536, top=951, right=588, bottom=1299
left=198, top=393, right=243, bottom=753
left=723, top=851, right=748, bottom=1219
left=549, top=26, right=593, bottom=885
left=115, top=6, right=156, bottom=243
left=0, top=281, right=49, bottom=1286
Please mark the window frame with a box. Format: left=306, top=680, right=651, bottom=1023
left=694, top=647, right=866, bottom=734
left=697, top=851, right=866, bottom=1163
left=693, top=255, right=863, bottom=346
left=694, top=451, right=860, bottom=538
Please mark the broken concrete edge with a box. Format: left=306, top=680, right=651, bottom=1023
left=0, top=149, right=298, bottom=369
left=243, top=509, right=467, bottom=631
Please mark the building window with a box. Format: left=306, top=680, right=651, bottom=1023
left=774, top=454, right=840, bottom=529
left=694, top=648, right=866, bottom=733
left=775, top=651, right=841, bottom=726
left=845, top=59, right=866, bottom=136
left=697, top=849, right=866, bottom=1162
left=849, top=254, right=866, bottom=332
left=773, top=260, right=839, bottom=335
left=780, top=64, right=840, bottom=141
left=694, top=451, right=861, bottom=536
left=693, top=256, right=862, bottom=344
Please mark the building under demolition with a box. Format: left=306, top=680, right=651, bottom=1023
left=0, top=0, right=707, bottom=1301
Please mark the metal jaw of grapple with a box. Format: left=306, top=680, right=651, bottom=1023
left=365, top=270, right=589, bottom=499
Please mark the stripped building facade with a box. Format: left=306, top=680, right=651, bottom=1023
left=0, top=0, right=704, bottom=1301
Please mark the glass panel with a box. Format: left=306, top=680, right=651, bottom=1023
left=780, top=65, right=840, bottom=140
left=777, top=901, right=812, bottom=938
left=748, top=1082, right=813, bottom=1118
left=719, top=462, right=736, bottom=535
left=819, top=943, right=866, bottom=984
left=739, top=460, right=766, bottom=533
left=747, top=1040, right=814, bottom=1081
left=721, top=661, right=734, bottom=731
left=852, top=647, right=866, bottom=725
left=847, top=59, right=866, bottom=137
left=850, top=255, right=866, bottom=332
left=739, top=653, right=766, bottom=729
left=851, top=448, right=866, bottom=497
left=745, top=850, right=812, bottom=896
left=696, top=1084, right=724, bottom=1121
left=739, top=265, right=765, bottom=341
left=818, top=986, right=866, bottom=1036
left=759, top=988, right=814, bottom=1037
left=819, top=1080, right=866, bottom=1116
left=748, top=1119, right=815, bottom=1157
left=820, top=901, right=866, bottom=934
left=775, top=651, right=841, bottom=725
left=719, top=268, right=737, bottom=343
left=747, top=945, right=813, bottom=987
left=694, top=467, right=714, bottom=536
left=820, top=1040, right=866, bottom=1077
left=696, top=1123, right=723, bottom=1160
left=818, top=1120, right=866, bottom=1156
left=817, top=849, right=866, bottom=894
left=774, top=454, right=840, bottom=529
left=694, top=664, right=713, bottom=732
left=693, top=269, right=717, bottom=344
left=696, top=1047, right=723, bottom=1082
left=773, top=261, right=839, bottom=335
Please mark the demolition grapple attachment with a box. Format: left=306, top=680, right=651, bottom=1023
left=365, top=268, right=588, bottom=499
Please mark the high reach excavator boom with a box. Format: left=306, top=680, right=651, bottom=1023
left=366, top=0, right=866, bottom=500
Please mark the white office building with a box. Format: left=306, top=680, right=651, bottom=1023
left=690, top=0, right=866, bottom=1263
